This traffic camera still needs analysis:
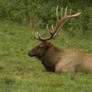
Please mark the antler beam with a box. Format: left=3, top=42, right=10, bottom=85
left=33, top=6, right=81, bottom=42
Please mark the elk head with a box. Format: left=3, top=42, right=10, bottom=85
left=28, top=41, right=53, bottom=60
left=28, top=6, right=81, bottom=60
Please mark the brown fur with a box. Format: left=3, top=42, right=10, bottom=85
left=28, top=42, right=92, bottom=73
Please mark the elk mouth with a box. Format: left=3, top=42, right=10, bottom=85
left=28, top=51, right=35, bottom=57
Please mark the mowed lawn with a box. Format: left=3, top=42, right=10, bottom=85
left=0, top=22, right=92, bottom=92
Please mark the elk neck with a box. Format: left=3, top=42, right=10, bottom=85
left=40, top=46, right=51, bottom=60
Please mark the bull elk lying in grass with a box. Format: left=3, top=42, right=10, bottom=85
left=28, top=7, right=92, bottom=73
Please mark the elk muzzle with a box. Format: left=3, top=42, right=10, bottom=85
left=28, top=51, right=33, bottom=57
left=28, top=48, right=36, bottom=57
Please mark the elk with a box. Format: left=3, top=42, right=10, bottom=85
left=28, top=7, right=92, bottom=73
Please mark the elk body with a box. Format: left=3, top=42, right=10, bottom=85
left=28, top=7, right=92, bottom=73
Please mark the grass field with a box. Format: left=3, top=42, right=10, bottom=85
left=0, top=22, right=92, bottom=92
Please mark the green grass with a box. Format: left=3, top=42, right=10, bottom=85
left=0, top=22, right=92, bottom=92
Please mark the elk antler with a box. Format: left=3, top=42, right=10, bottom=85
left=34, top=6, right=81, bottom=41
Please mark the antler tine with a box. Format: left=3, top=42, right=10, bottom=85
left=60, top=7, right=63, bottom=19
left=69, top=9, right=71, bottom=15
left=33, top=32, right=39, bottom=40
left=33, top=32, right=41, bottom=40
left=56, top=6, right=59, bottom=22
left=51, top=24, right=54, bottom=31
left=64, top=7, right=68, bottom=17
